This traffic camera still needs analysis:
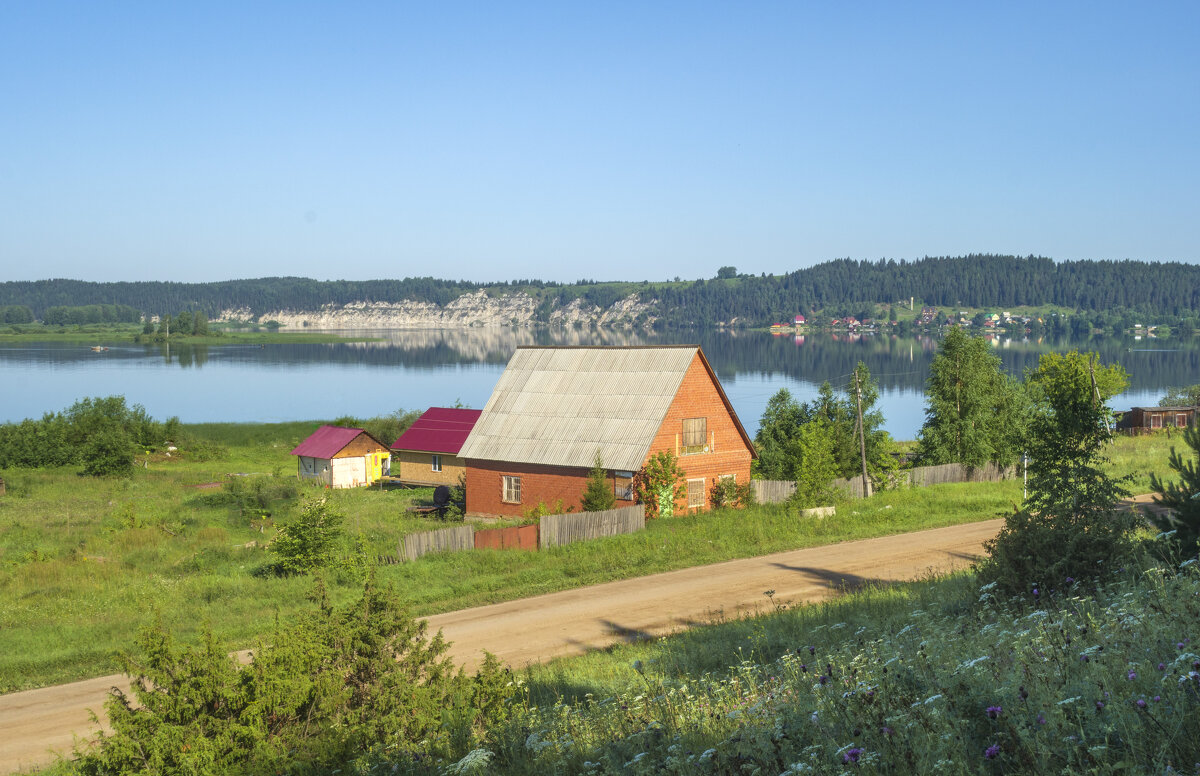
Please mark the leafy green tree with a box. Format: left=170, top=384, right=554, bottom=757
left=272, top=497, right=344, bottom=573
left=916, top=327, right=1026, bottom=469
left=716, top=266, right=738, bottom=279
left=175, top=310, right=193, bottom=336
left=632, top=451, right=686, bottom=519
left=1024, top=351, right=1129, bottom=515
left=981, top=352, right=1135, bottom=595
left=581, top=452, right=616, bottom=512
left=1149, top=422, right=1200, bottom=551
left=789, top=421, right=841, bottom=508
left=192, top=310, right=209, bottom=335
left=753, top=388, right=808, bottom=480
left=1160, top=384, right=1200, bottom=407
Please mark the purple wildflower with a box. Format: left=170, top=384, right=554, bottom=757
left=984, top=744, right=1000, bottom=760
left=800, top=663, right=807, bottom=673
left=1066, top=577, right=1074, bottom=584
left=1036, top=713, right=1046, bottom=725
left=818, top=675, right=828, bottom=685
left=1128, top=670, right=1137, bottom=680
left=880, top=726, right=894, bottom=737
left=1160, top=663, right=1167, bottom=671
left=1032, top=588, right=1039, bottom=597
left=1154, top=695, right=1161, bottom=702
left=1136, top=699, right=1147, bottom=709
left=843, top=747, right=864, bottom=764
left=986, top=705, right=1003, bottom=719
left=1095, top=700, right=1105, bottom=712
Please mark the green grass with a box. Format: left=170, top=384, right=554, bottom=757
left=0, top=430, right=1181, bottom=694
left=460, top=546, right=1200, bottom=775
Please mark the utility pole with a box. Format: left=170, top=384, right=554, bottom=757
left=855, top=369, right=870, bottom=498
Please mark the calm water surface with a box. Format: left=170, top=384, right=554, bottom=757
left=1, top=329, right=1190, bottom=440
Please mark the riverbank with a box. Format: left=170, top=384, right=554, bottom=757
left=0, top=323, right=382, bottom=344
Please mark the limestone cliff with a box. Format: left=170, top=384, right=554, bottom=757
left=217, top=291, right=657, bottom=329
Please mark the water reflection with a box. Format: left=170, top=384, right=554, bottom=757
left=0, top=329, right=1193, bottom=439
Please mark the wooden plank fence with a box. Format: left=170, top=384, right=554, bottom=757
left=753, top=463, right=1016, bottom=505
left=539, top=505, right=645, bottom=549
left=400, top=524, right=475, bottom=562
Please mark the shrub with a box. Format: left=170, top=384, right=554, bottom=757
left=271, top=496, right=344, bottom=574
left=979, top=504, right=1139, bottom=596
left=633, top=451, right=686, bottom=519
left=76, top=575, right=523, bottom=774
left=710, top=476, right=754, bottom=509
left=80, top=425, right=134, bottom=477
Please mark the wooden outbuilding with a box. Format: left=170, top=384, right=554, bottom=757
left=291, top=425, right=390, bottom=488
left=458, top=345, right=756, bottom=518
left=1115, top=406, right=1198, bottom=433
left=390, top=407, right=481, bottom=487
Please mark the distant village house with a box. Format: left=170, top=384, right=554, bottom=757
left=1115, top=406, right=1198, bottom=433
left=291, top=425, right=390, bottom=488
left=458, top=346, right=756, bottom=518
left=390, top=407, right=481, bottom=487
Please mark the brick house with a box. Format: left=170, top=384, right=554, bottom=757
left=390, top=407, right=481, bottom=486
left=291, top=425, right=390, bottom=488
left=458, top=346, right=756, bottom=518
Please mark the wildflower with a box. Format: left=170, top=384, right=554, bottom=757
left=880, top=726, right=894, bottom=737
left=818, top=675, right=828, bottom=685
left=843, top=747, right=864, bottom=764
left=984, top=744, right=1000, bottom=760
left=1154, top=695, right=1161, bottom=701
left=1095, top=700, right=1105, bottom=712
left=1160, top=663, right=1167, bottom=671
left=1066, top=577, right=1074, bottom=584
left=1136, top=699, right=1147, bottom=709
left=986, top=705, right=1003, bottom=719
left=1036, top=713, right=1046, bottom=725
left=809, top=646, right=815, bottom=655
left=801, top=663, right=807, bottom=673
left=1032, top=588, right=1040, bottom=597
left=1127, top=670, right=1137, bottom=681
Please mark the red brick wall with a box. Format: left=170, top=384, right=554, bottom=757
left=647, top=352, right=754, bottom=513
left=466, top=460, right=594, bottom=518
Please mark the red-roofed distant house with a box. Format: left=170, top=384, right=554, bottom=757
left=794, top=314, right=806, bottom=325
left=390, top=408, right=481, bottom=487
left=291, top=425, right=390, bottom=489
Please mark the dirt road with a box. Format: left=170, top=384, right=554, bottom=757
left=0, top=518, right=1002, bottom=774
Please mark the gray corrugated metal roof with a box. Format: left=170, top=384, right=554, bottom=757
left=459, top=346, right=699, bottom=470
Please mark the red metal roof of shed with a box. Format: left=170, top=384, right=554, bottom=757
left=391, top=408, right=481, bottom=454
left=291, top=425, right=367, bottom=459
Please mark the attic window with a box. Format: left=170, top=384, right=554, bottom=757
left=682, top=417, right=707, bottom=454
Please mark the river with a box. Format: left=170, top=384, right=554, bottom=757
left=1, top=329, right=1191, bottom=440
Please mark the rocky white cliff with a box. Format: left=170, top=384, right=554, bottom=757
left=217, top=291, right=657, bottom=329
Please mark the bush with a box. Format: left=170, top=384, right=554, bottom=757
left=80, top=425, right=134, bottom=477
left=978, top=505, right=1139, bottom=597
left=709, top=477, right=754, bottom=509
left=271, top=496, right=344, bottom=574
left=633, top=451, right=686, bottom=519
left=76, top=575, right=524, bottom=774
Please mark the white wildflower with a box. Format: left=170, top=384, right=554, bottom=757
left=445, top=748, right=493, bottom=775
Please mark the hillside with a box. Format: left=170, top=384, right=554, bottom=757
left=3, top=255, right=1200, bottom=328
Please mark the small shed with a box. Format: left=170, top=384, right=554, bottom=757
left=390, top=407, right=481, bottom=487
left=291, top=425, right=390, bottom=488
left=1115, top=406, right=1198, bottom=433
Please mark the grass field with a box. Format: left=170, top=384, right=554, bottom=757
left=0, top=427, right=1185, bottom=693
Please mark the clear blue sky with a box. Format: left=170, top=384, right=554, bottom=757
left=2, top=1, right=1197, bottom=283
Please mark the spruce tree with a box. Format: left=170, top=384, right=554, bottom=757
left=581, top=452, right=616, bottom=512
left=1149, top=422, right=1200, bottom=551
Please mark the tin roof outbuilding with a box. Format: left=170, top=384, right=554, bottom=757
left=291, top=425, right=372, bottom=459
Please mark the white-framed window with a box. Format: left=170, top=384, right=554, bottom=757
left=432, top=454, right=442, bottom=472
left=687, top=478, right=706, bottom=509
left=682, top=417, right=707, bottom=454
left=502, top=475, right=522, bottom=504
left=1177, top=414, right=1189, bottom=428
left=1151, top=414, right=1162, bottom=429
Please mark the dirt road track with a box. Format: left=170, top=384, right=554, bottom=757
left=0, top=518, right=1003, bottom=774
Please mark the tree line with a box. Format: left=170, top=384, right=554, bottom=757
left=5, top=255, right=1200, bottom=326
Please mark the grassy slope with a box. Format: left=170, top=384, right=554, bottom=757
left=0, top=431, right=1180, bottom=693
